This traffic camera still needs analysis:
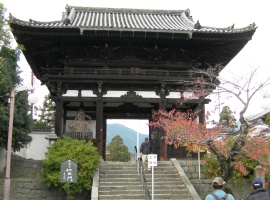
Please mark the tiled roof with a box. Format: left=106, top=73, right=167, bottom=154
left=9, top=5, right=257, bottom=35
left=245, top=108, right=270, bottom=122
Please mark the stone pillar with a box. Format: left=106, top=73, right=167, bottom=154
left=55, top=83, right=63, bottom=137
left=96, top=83, right=104, bottom=159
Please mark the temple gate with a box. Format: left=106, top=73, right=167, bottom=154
left=9, top=5, right=256, bottom=160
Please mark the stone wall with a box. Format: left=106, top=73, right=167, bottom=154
left=178, top=159, right=253, bottom=200
left=0, top=155, right=89, bottom=200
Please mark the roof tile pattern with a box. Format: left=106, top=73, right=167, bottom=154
left=9, top=5, right=256, bottom=34
left=66, top=11, right=192, bottom=30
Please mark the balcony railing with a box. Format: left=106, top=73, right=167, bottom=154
left=65, top=131, right=93, bottom=141
left=44, top=67, right=189, bottom=78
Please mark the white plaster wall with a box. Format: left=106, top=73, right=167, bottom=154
left=15, top=132, right=49, bottom=160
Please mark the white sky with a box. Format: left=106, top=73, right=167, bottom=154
left=1, top=0, right=270, bottom=134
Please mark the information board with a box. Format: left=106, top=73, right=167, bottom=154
left=60, top=158, right=78, bottom=183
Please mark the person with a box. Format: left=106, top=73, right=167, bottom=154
left=140, top=137, right=151, bottom=171
left=205, top=177, right=235, bottom=200
left=246, top=178, right=270, bottom=200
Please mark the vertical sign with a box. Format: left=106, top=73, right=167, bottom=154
left=148, top=154, right=157, bottom=200
left=148, top=154, right=157, bottom=167
left=60, top=159, right=78, bottom=183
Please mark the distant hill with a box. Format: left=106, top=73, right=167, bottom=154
left=107, top=123, right=148, bottom=153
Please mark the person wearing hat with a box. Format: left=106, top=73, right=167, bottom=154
left=246, top=177, right=270, bottom=200
left=140, top=137, right=152, bottom=171
left=205, top=177, right=235, bottom=200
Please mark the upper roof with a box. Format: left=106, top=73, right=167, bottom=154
left=9, top=5, right=256, bottom=36
left=8, top=4, right=257, bottom=91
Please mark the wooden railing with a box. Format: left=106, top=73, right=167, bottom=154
left=45, top=67, right=189, bottom=78
left=65, top=132, right=93, bottom=140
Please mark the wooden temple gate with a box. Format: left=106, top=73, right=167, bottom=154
left=10, top=5, right=256, bottom=160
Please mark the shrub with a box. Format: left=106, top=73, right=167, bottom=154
left=41, top=136, right=100, bottom=198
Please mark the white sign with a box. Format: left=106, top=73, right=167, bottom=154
left=148, top=154, right=157, bottom=167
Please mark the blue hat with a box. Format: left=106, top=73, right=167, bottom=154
left=252, top=178, right=263, bottom=188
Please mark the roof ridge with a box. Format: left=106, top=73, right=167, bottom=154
left=69, top=5, right=186, bottom=15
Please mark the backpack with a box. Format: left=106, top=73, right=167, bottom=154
left=211, top=193, right=228, bottom=200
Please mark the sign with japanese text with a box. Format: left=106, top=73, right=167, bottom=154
left=148, top=154, right=157, bottom=167
left=60, top=158, right=78, bottom=183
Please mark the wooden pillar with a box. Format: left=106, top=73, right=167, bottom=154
left=103, top=118, right=107, bottom=160
left=149, top=119, right=160, bottom=159
left=159, top=84, right=167, bottom=161
left=55, top=97, right=63, bottom=137
left=96, top=83, right=104, bottom=159
left=198, top=103, right=206, bottom=124
left=63, top=103, right=67, bottom=134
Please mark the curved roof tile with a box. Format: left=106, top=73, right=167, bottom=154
left=9, top=5, right=257, bottom=34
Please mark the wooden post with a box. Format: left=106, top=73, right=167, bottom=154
left=55, top=98, right=63, bottom=137
left=198, top=103, right=206, bottom=124
left=159, top=85, right=167, bottom=161
left=96, top=83, right=104, bottom=159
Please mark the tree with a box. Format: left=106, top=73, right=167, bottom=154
left=33, top=94, right=55, bottom=127
left=106, top=135, right=130, bottom=162
left=0, top=3, right=32, bottom=151
left=219, top=106, right=238, bottom=131
left=150, top=65, right=270, bottom=183
left=41, top=136, right=100, bottom=199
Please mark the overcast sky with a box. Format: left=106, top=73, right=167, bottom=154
left=1, top=0, right=269, bottom=134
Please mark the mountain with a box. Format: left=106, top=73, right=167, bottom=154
left=106, top=123, right=148, bottom=153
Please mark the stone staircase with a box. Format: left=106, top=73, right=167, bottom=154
left=145, top=161, right=193, bottom=200
left=96, top=160, right=199, bottom=200
left=98, top=161, right=143, bottom=199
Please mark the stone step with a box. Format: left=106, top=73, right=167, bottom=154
left=145, top=177, right=184, bottom=182
left=143, top=183, right=186, bottom=189
left=100, top=181, right=141, bottom=186
left=100, top=169, right=139, bottom=174
left=100, top=178, right=140, bottom=183
left=99, top=189, right=143, bottom=195
left=144, top=172, right=179, bottom=175
left=148, top=188, right=189, bottom=194
left=100, top=174, right=141, bottom=178
left=101, top=162, right=136, bottom=166
left=142, top=168, right=177, bottom=171
left=99, top=193, right=145, bottom=199
left=99, top=185, right=142, bottom=191
left=100, top=173, right=179, bottom=179
left=99, top=193, right=192, bottom=200
left=99, top=183, right=186, bottom=191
